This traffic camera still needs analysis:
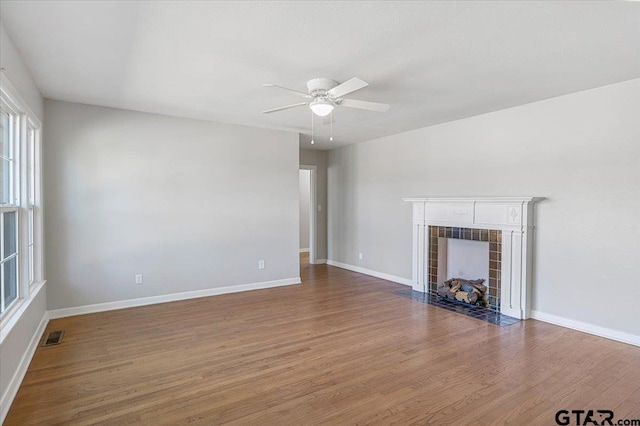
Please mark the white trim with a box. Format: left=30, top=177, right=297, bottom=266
left=300, top=165, right=317, bottom=264
left=299, top=248, right=310, bottom=253
left=0, top=310, right=48, bottom=423
left=48, top=277, right=301, bottom=319
left=326, top=260, right=412, bottom=286
left=531, top=310, right=640, bottom=348
left=314, top=259, right=327, bottom=264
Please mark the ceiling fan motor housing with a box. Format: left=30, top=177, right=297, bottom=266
left=306, top=78, right=338, bottom=97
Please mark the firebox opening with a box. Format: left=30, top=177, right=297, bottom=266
left=437, top=238, right=489, bottom=307
left=442, top=238, right=489, bottom=284
left=428, top=226, right=502, bottom=312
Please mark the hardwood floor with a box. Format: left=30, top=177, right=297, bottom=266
left=6, top=258, right=640, bottom=425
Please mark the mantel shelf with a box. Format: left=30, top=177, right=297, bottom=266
left=402, top=196, right=545, bottom=203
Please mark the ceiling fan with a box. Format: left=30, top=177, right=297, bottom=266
left=262, top=77, right=390, bottom=117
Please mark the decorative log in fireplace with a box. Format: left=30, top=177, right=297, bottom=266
left=437, top=278, right=488, bottom=307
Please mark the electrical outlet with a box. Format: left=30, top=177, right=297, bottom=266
left=317, top=204, right=322, bottom=212
left=358, top=253, right=363, bottom=260
left=258, top=260, right=265, bottom=270
left=135, top=274, right=143, bottom=284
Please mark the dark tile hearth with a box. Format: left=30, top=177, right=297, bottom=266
left=395, top=289, right=520, bottom=326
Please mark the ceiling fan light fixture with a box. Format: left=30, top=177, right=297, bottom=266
left=309, top=98, right=334, bottom=117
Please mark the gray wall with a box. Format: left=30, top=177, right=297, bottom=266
left=44, top=100, right=300, bottom=310
left=300, top=148, right=328, bottom=261
left=328, top=78, right=640, bottom=337
left=0, top=23, right=43, bottom=119
left=299, top=170, right=310, bottom=250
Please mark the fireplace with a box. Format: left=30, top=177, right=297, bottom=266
left=403, top=197, right=542, bottom=319
left=429, top=226, right=500, bottom=311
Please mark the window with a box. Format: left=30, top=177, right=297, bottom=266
left=1, top=103, right=20, bottom=314
left=1, top=210, right=18, bottom=312
left=0, top=75, right=43, bottom=321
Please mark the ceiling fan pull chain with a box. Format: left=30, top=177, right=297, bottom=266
left=330, top=111, right=333, bottom=142
left=311, top=110, right=315, bottom=145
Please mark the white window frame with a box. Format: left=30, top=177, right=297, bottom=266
left=26, top=123, right=39, bottom=287
left=1, top=99, right=21, bottom=317
left=0, top=72, right=43, bottom=327
left=1, top=102, right=19, bottom=206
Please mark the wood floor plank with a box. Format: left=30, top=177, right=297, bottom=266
left=5, top=257, right=640, bottom=425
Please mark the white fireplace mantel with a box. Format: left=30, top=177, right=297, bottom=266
left=402, top=197, right=543, bottom=319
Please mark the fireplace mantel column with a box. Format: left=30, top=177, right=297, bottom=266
left=411, top=201, right=427, bottom=292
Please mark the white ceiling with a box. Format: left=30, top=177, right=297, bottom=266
left=1, top=1, right=639, bottom=150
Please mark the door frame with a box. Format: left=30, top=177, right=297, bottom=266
left=300, top=165, right=317, bottom=264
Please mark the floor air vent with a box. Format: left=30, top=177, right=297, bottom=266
left=42, top=330, right=64, bottom=346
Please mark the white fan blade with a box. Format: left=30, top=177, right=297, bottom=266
left=327, top=77, right=369, bottom=98
left=339, top=98, right=389, bottom=112
left=262, top=84, right=312, bottom=98
left=262, top=102, right=308, bottom=114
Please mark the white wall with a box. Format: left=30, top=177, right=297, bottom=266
left=44, top=100, right=300, bottom=310
left=299, top=170, right=311, bottom=250
left=0, top=22, right=47, bottom=421
left=328, top=78, right=640, bottom=337
left=300, top=148, right=328, bottom=260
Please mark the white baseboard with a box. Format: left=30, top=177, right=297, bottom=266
left=326, top=260, right=412, bottom=286
left=299, top=248, right=310, bottom=253
left=48, top=277, right=301, bottom=320
left=0, top=311, right=49, bottom=423
left=531, top=310, right=640, bottom=347
left=313, top=259, right=327, bottom=264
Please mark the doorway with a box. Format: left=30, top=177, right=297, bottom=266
left=299, top=166, right=316, bottom=265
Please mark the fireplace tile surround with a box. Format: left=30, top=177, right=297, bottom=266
left=403, top=197, right=543, bottom=319
left=428, top=226, right=502, bottom=311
